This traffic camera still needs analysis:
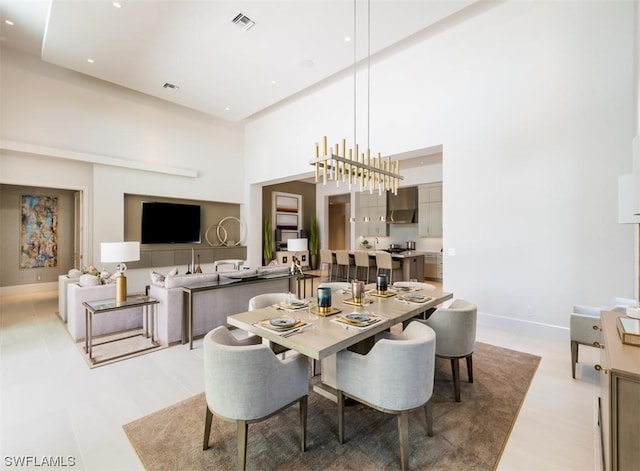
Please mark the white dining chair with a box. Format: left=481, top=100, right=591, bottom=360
left=419, top=299, right=477, bottom=402
left=336, top=320, right=436, bottom=470
left=335, top=250, right=355, bottom=281
left=203, top=326, right=308, bottom=471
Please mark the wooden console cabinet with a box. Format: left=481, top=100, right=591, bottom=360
left=597, top=310, right=640, bottom=470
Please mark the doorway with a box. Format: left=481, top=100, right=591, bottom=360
left=328, top=194, right=351, bottom=249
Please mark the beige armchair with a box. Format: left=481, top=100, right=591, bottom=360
left=203, top=326, right=308, bottom=470
left=420, top=299, right=477, bottom=402
left=336, top=321, right=436, bottom=471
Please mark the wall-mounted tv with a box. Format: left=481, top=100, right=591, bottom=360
left=141, top=201, right=201, bottom=244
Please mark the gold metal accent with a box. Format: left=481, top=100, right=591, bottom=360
left=310, top=136, right=402, bottom=194
left=594, top=364, right=609, bottom=374
left=593, top=325, right=602, bottom=331
left=318, top=306, right=332, bottom=314
left=116, top=274, right=127, bottom=304
left=593, top=341, right=604, bottom=349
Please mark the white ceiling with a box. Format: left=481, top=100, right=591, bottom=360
left=0, top=0, right=477, bottom=122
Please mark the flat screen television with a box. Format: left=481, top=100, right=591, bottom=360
left=141, top=201, right=201, bottom=244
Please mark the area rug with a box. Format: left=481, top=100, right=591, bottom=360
left=124, top=342, right=540, bottom=470
left=75, top=329, right=167, bottom=369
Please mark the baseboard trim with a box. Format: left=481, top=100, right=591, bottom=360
left=478, top=311, right=568, bottom=341
left=0, top=282, right=57, bottom=297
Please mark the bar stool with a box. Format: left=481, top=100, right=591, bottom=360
left=335, top=250, right=355, bottom=282
left=354, top=250, right=376, bottom=283
left=320, top=249, right=336, bottom=281
left=375, top=251, right=401, bottom=284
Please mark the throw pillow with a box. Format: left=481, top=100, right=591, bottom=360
left=169, top=267, right=179, bottom=276
left=150, top=271, right=166, bottom=287
left=78, top=274, right=101, bottom=287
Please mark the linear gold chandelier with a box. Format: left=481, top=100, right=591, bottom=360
left=309, top=0, right=403, bottom=195
left=311, top=136, right=402, bottom=195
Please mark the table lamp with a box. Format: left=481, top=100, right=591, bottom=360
left=101, top=241, right=140, bottom=303
left=287, top=238, right=307, bottom=274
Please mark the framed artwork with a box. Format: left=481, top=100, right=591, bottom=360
left=20, top=195, right=58, bottom=268
left=275, top=213, right=298, bottom=229
left=275, top=195, right=299, bottom=213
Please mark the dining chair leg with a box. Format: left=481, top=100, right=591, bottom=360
left=424, top=400, right=433, bottom=437
left=451, top=358, right=461, bottom=402
left=397, top=410, right=410, bottom=471
left=299, top=395, right=308, bottom=452
left=337, top=390, right=345, bottom=444
left=571, top=340, right=578, bottom=379
left=237, top=420, right=248, bottom=471
left=466, top=354, right=473, bottom=383
left=203, top=407, right=213, bottom=450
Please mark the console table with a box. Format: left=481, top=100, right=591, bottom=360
left=83, top=295, right=159, bottom=365
left=597, top=310, right=640, bottom=470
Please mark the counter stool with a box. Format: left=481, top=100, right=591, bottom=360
left=335, top=250, right=355, bottom=282
left=354, top=251, right=375, bottom=283
left=320, top=249, right=336, bottom=281
left=375, top=251, right=401, bottom=284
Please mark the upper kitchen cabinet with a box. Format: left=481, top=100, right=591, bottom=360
left=418, top=183, right=442, bottom=237
left=356, top=191, right=388, bottom=237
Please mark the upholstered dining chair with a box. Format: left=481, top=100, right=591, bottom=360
left=248, top=293, right=285, bottom=311
left=354, top=250, right=376, bottom=283
left=203, top=326, right=308, bottom=471
left=335, top=320, right=436, bottom=471
left=375, top=251, right=401, bottom=283
left=420, top=299, right=477, bottom=402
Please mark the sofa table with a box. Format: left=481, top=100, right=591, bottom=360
left=83, top=295, right=159, bottom=365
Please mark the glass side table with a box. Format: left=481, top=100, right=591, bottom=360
left=83, top=295, right=160, bottom=365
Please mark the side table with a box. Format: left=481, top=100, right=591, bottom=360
left=83, top=295, right=159, bottom=365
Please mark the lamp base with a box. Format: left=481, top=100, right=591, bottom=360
left=116, top=274, right=127, bottom=303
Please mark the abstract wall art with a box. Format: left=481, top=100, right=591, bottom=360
left=20, top=195, right=58, bottom=268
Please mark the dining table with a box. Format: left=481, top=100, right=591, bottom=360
left=226, top=285, right=453, bottom=361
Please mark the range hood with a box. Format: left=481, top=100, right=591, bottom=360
left=386, top=186, right=418, bottom=224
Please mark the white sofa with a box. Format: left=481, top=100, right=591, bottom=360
left=57, top=270, right=81, bottom=321
left=149, top=266, right=292, bottom=345
left=66, top=282, right=144, bottom=342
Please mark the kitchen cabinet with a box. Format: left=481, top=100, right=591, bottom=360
left=424, top=252, right=442, bottom=281
left=356, top=192, right=388, bottom=237
left=418, top=183, right=442, bottom=237
left=597, top=310, right=640, bottom=470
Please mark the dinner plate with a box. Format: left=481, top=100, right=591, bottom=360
left=345, top=313, right=371, bottom=323
left=270, top=317, right=297, bottom=328
left=405, top=294, right=426, bottom=302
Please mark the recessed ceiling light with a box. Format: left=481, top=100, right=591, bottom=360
left=300, top=59, right=314, bottom=69
left=271, top=80, right=277, bottom=85
left=112, top=1, right=122, bottom=8
left=224, top=107, right=231, bottom=111
left=87, top=58, right=95, bottom=63
left=5, top=20, right=14, bottom=26
left=344, top=36, right=351, bottom=42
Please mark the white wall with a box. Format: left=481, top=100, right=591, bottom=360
left=245, top=1, right=636, bottom=330
left=1, top=49, right=245, bottom=292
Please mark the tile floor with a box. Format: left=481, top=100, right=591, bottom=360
left=0, top=279, right=600, bottom=470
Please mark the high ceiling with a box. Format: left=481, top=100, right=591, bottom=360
left=0, top=0, right=477, bottom=122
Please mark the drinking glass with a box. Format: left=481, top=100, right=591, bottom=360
left=410, top=279, right=418, bottom=291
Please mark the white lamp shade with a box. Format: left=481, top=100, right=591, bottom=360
left=287, top=238, right=308, bottom=252
left=101, top=242, right=140, bottom=263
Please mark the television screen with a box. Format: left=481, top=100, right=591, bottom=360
left=141, top=201, right=201, bottom=244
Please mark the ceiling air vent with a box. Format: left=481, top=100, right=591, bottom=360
left=231, top=13, right=255, bottom=31
left=163, top=82, right=180, bottom=91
